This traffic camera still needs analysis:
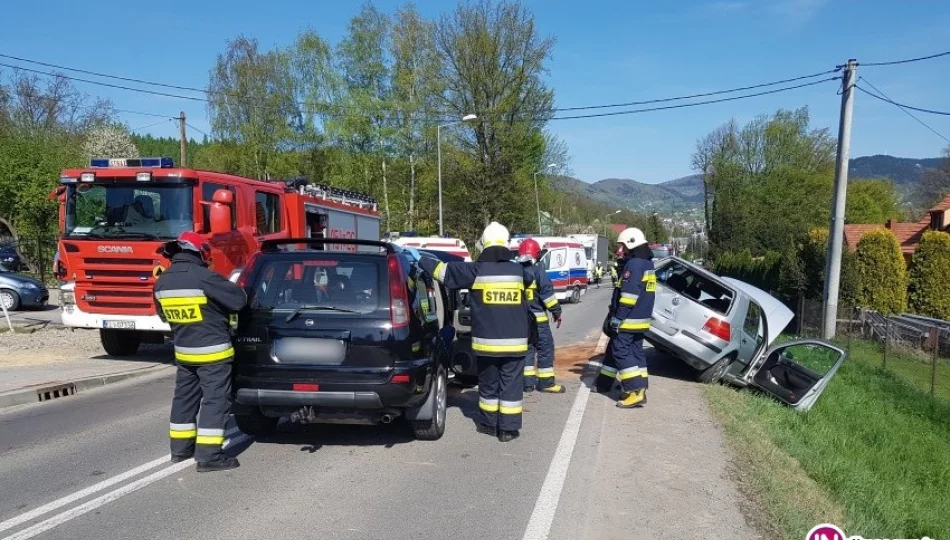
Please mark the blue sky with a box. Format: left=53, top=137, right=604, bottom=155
left=2, top=0, right=949, bottom=183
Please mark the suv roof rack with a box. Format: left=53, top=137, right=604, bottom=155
left=261, top=238, right=396, bottom=253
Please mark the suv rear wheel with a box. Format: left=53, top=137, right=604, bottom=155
left=234, top=409, right=279, bottom=437
left=411, top=364, right=447, bottom=440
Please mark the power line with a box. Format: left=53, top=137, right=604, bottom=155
left=116, top=109, right=177, bottom=119
left=185, top=122, right=210, bottom=138
left=555, top=69, right=838, bottom=111
left=858, top=77, right=950, bottom=144
left=3, top=51, right=838, bottom=115
left=131, top=119, right=174, bottom=132
left=0, top=55, right=838, bottom=122
left=860, top=50, right=950, bottom=67
left=549, top=77, right=837, bottom=120
left=0, top=53, right=208, bottom=94
left=855, top=85, right=950, bottom=116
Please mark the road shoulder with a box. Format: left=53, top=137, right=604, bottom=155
left=575, top=346, right=760, bottom=540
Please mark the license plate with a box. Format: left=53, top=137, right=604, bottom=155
left=103, top=320, right=135, bottom=330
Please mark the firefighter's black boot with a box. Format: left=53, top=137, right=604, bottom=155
left=497, top=430, right=520, bottom=443
left=476, top=423, right=497, bottom=437
left=196, top=457, right=240, bottom=473
left=170, top=452, right=194, bottom=464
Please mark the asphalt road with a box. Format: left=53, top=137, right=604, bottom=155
left=0, top=287, right=617, bottom=540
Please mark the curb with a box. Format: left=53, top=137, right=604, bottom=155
left=0, top=364, right=173, bottom=411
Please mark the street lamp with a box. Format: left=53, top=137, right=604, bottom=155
left=533, top=163, right=557, bottom=234
left=437, top=114, right=477, bottom=236
left=603, top=209, right=621, bottom=236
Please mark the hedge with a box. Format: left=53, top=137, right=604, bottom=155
left=908, top=230, right=950, bottom=320
left=853, top=228, right=907, bottom=315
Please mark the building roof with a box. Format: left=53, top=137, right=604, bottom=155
left=929, top=193, right=950, bottom=212
left=843, top=222, right=930, bottom=255
left=609, top=224, right=627, bottom=235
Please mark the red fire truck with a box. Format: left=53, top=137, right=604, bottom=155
left=53, top=157, right=380, bottom=357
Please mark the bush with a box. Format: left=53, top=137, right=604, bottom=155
left=908, top=230, right=950, bottom=320
left=853, top=228, right=907, bottom=314
left=712, top=249, right=782, bottom=292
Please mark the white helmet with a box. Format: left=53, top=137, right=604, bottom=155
left=617, top=227, right=648, bottom=250
left=479, top=221, right=510, bottom=249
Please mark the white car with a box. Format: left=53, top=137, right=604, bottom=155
left=645, top=257, right=846, bottom=411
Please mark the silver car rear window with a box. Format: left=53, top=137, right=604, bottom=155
left=655, top=260, right=735, bottom=315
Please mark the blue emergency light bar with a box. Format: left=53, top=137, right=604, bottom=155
left=89, top=157, right=175, bottom=168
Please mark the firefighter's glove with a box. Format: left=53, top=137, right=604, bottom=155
left=555, top=315, right=563, bottom=329
left=609, top=317, right=621, bottom=331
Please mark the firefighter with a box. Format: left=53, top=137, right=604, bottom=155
left=594, top=262, right=605, bottom=289
left=411, top=222, right=532, bottom=442
left=517, top=238, right=565, bottom=394
left=154, top=231, right=247, bottom=472
left=609, top=261, right=618, bottom=287
left=595, top=228, right=655, bottom=408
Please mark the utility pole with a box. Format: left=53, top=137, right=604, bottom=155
left=822, top=59, right=857, bottom=340
left=178, top=111, right=187, bottom=167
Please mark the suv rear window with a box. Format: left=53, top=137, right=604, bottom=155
left=248, top=253, right=385, bottom=314
left=655, top=260, right=734, bottom=315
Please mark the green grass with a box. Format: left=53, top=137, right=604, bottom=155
left=705, top=343, right=950, bottom=540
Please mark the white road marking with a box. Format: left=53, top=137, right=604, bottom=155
left=1, top=459, right=195, bottom=540
left=1, top=431, right=252, bottom=539
left=0, top=455, right=169, bottom=534
left=522, top=340, right=602, bottom=540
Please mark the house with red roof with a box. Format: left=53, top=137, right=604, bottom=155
left=843, top=193, right=950, bottom=262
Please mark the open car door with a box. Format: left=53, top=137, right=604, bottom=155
left=738, top=339, right=846, bottom=411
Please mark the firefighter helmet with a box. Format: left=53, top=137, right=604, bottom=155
left=517, top=238, right=542, bottom=263
left=162, top=231, right=212, bottom=263
left=617, top=227, right=648, bottom=250
left=479, top=221, right=510, bottom=249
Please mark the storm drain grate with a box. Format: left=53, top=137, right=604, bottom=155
left=37, top=383, right=77, bottom=402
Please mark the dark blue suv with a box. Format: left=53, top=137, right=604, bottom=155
left=230, top=239, right=449, bottom=440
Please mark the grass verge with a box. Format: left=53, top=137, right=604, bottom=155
left=704, top=347, right=950, bottom=540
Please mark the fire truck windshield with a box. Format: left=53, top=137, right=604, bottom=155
left=64, top=183, right=194, bottom=240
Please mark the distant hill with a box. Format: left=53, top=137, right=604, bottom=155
left=553, top=155, right=945, bottom=214
left=849, top=155, right=943, bottom=199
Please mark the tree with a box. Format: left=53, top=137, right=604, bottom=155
left=390, top=4, right=442, bottom=230
left=207, top=36, right=300, bottom=180
left=434, top=0, right=556, bottom=235
left=853, top=228, right=907, bottom=315
left=846, top=178, right=902, bottom=224
left=693, top=108, right=835, bottom=260
left=82, top=124, right=139, bottom=158
left=908, top=230, right=950, bottom=320
left=913, top=146, right=950, bottom=208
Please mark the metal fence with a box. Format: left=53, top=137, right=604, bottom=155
left=795, top=298, right=950, bottom=402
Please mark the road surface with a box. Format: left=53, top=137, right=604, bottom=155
left=0, top=286, right=757, bottom=540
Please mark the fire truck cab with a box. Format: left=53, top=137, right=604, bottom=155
left=54, top=157, right=380, bottom=357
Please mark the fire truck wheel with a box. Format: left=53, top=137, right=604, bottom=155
left=99, top=329, right=142, bottom=357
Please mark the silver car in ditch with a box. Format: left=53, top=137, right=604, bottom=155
left=646, top=257, right=846, bottom=411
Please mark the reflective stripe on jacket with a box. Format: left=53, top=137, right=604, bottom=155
left=153, top=252, right=247, bottom=364
left=421, top=247, right=531, bottom=357
left=609, top=257, right=656, bottom=332
left=525, top=263, right=561, bottom=325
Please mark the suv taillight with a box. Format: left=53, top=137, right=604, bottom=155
left=236, top=252, right=263, bottom=288
left=702, top=317, right=731, bottom=341
left=388, top=254, right=410, bottom=328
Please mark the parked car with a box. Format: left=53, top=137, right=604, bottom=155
left=645, top=256, right=845, bottom=411
left=0, top=244, right=22, bottom=271
left=0, top=262, right=49, bottom=311
left=230, top=238, right=450, bottom=440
